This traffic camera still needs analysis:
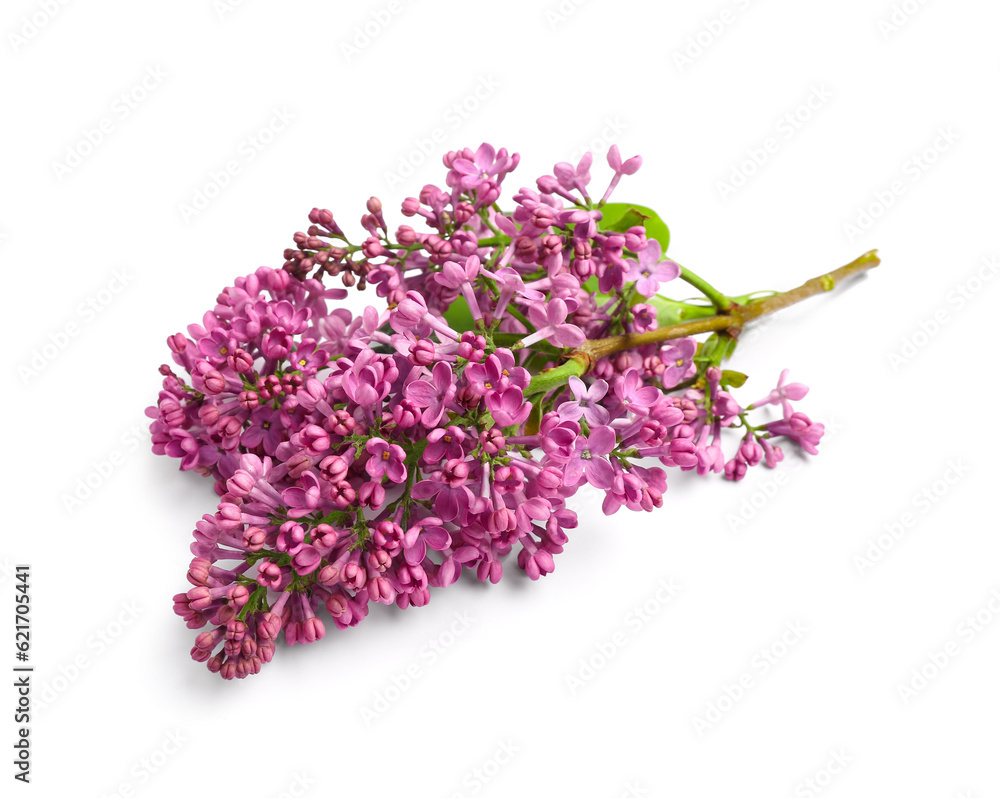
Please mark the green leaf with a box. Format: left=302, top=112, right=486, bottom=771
left=443, top=295, right=475, bottom=334
left=695, top=333, right=738, bottom=366
left=720, top=370, right=748, bottom=389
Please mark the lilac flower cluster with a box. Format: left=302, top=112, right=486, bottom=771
left=149, top=144, right=823, bottom=679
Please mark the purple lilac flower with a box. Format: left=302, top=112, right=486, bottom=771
left=480, top=266, right=544, bottom=321
left=660, top=339, right=697, bottom=388
left=433, top=255, right=484, bottom=321
left=556, top=376, right=611, bottom=426
left=612, top=368, right=661, bottom=413
left=624, top=240, right=680, bottom=297
left=552, top=152, right=593, bottom=198
left=404, top=361, right=457, bottom=426
left=151, top=141, right=830, bottom=680
left=765, top=413, right=824, bottom=455
left=465, top=351, right=530, bottom=397
left=365, top=438, right=407, bottom=483
left=423, top=426, right=467, bottom=463
left=521, top=298, right=585, bottom=349
left=448, top=144, right=519, bottom=191
left=241, top=406, right=284, bottom=454
left=601, top=145, right=643, bottom=203
left=411, top=461, right=475, bottom=522
left=631, top=303, right=658, bottom=332
left=559, top=426, right=617, bottom=489
left=486, top=386, right=531, bottom=428
left=752, top=369, right=809, bottom=417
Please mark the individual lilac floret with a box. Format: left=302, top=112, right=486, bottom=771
left=612, top=368, right=661, bottom=413
left=559, top=426, right=617, bottom=489
left=521, top=299, right=585, bottom=349
left=659, top=339, right=697, bottom=388
left=765, top=413, right=824, bottom=455
left=365, top=438, right=407, bottom=483
left=434, top=255, right=484, bottom=322
left=405, top=361, right=457, bottom=426
left=447, top=144, right=519, bottom=192
left=550, top=152, right=593, bottom=200
left=624, top=240, right=680, bottom=297
left=601, top=144, right=643, bottom=203
left=557, top=376, right=611, bottom=426
left=752, top=369, right=810, bottom=417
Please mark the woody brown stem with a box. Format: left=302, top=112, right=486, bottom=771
left=525, top=250, right=880, bottom=396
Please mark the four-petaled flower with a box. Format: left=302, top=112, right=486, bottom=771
left=557, top=376, right=611, bottom=426
left=660, top=339, right=697, bottom=389
left=623, top=240, right=680, bottom=297
left=450, top=143, right=519, bottom=190
left=486, top=386, right=531, bottom=428
left=560, top=426, right=618, bottom=489
left=521, top=298, right=585, bottom=349
left=404, top=361, right=457, bottom=426
left=465, top=351, right=530, bottom=398
left=612, top=368, right=661, bottom=413
left=365, top=438, right=407, bottom=483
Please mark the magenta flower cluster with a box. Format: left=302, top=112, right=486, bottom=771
left=149, top=143, right=823, bottom=679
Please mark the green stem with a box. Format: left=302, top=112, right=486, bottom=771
left=646, top=291, right=782, bottom=327
left=524, top=353, right=589, bottom=398
left=481, top=215, right=501, bottom=236
left=677, top=265, right=733, bottom=312
left=399, top=457, right=418, bottom=529
left=645, top=295, right=719, bottom=326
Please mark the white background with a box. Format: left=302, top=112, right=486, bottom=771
left=4, top=0, right=999, bottom=796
